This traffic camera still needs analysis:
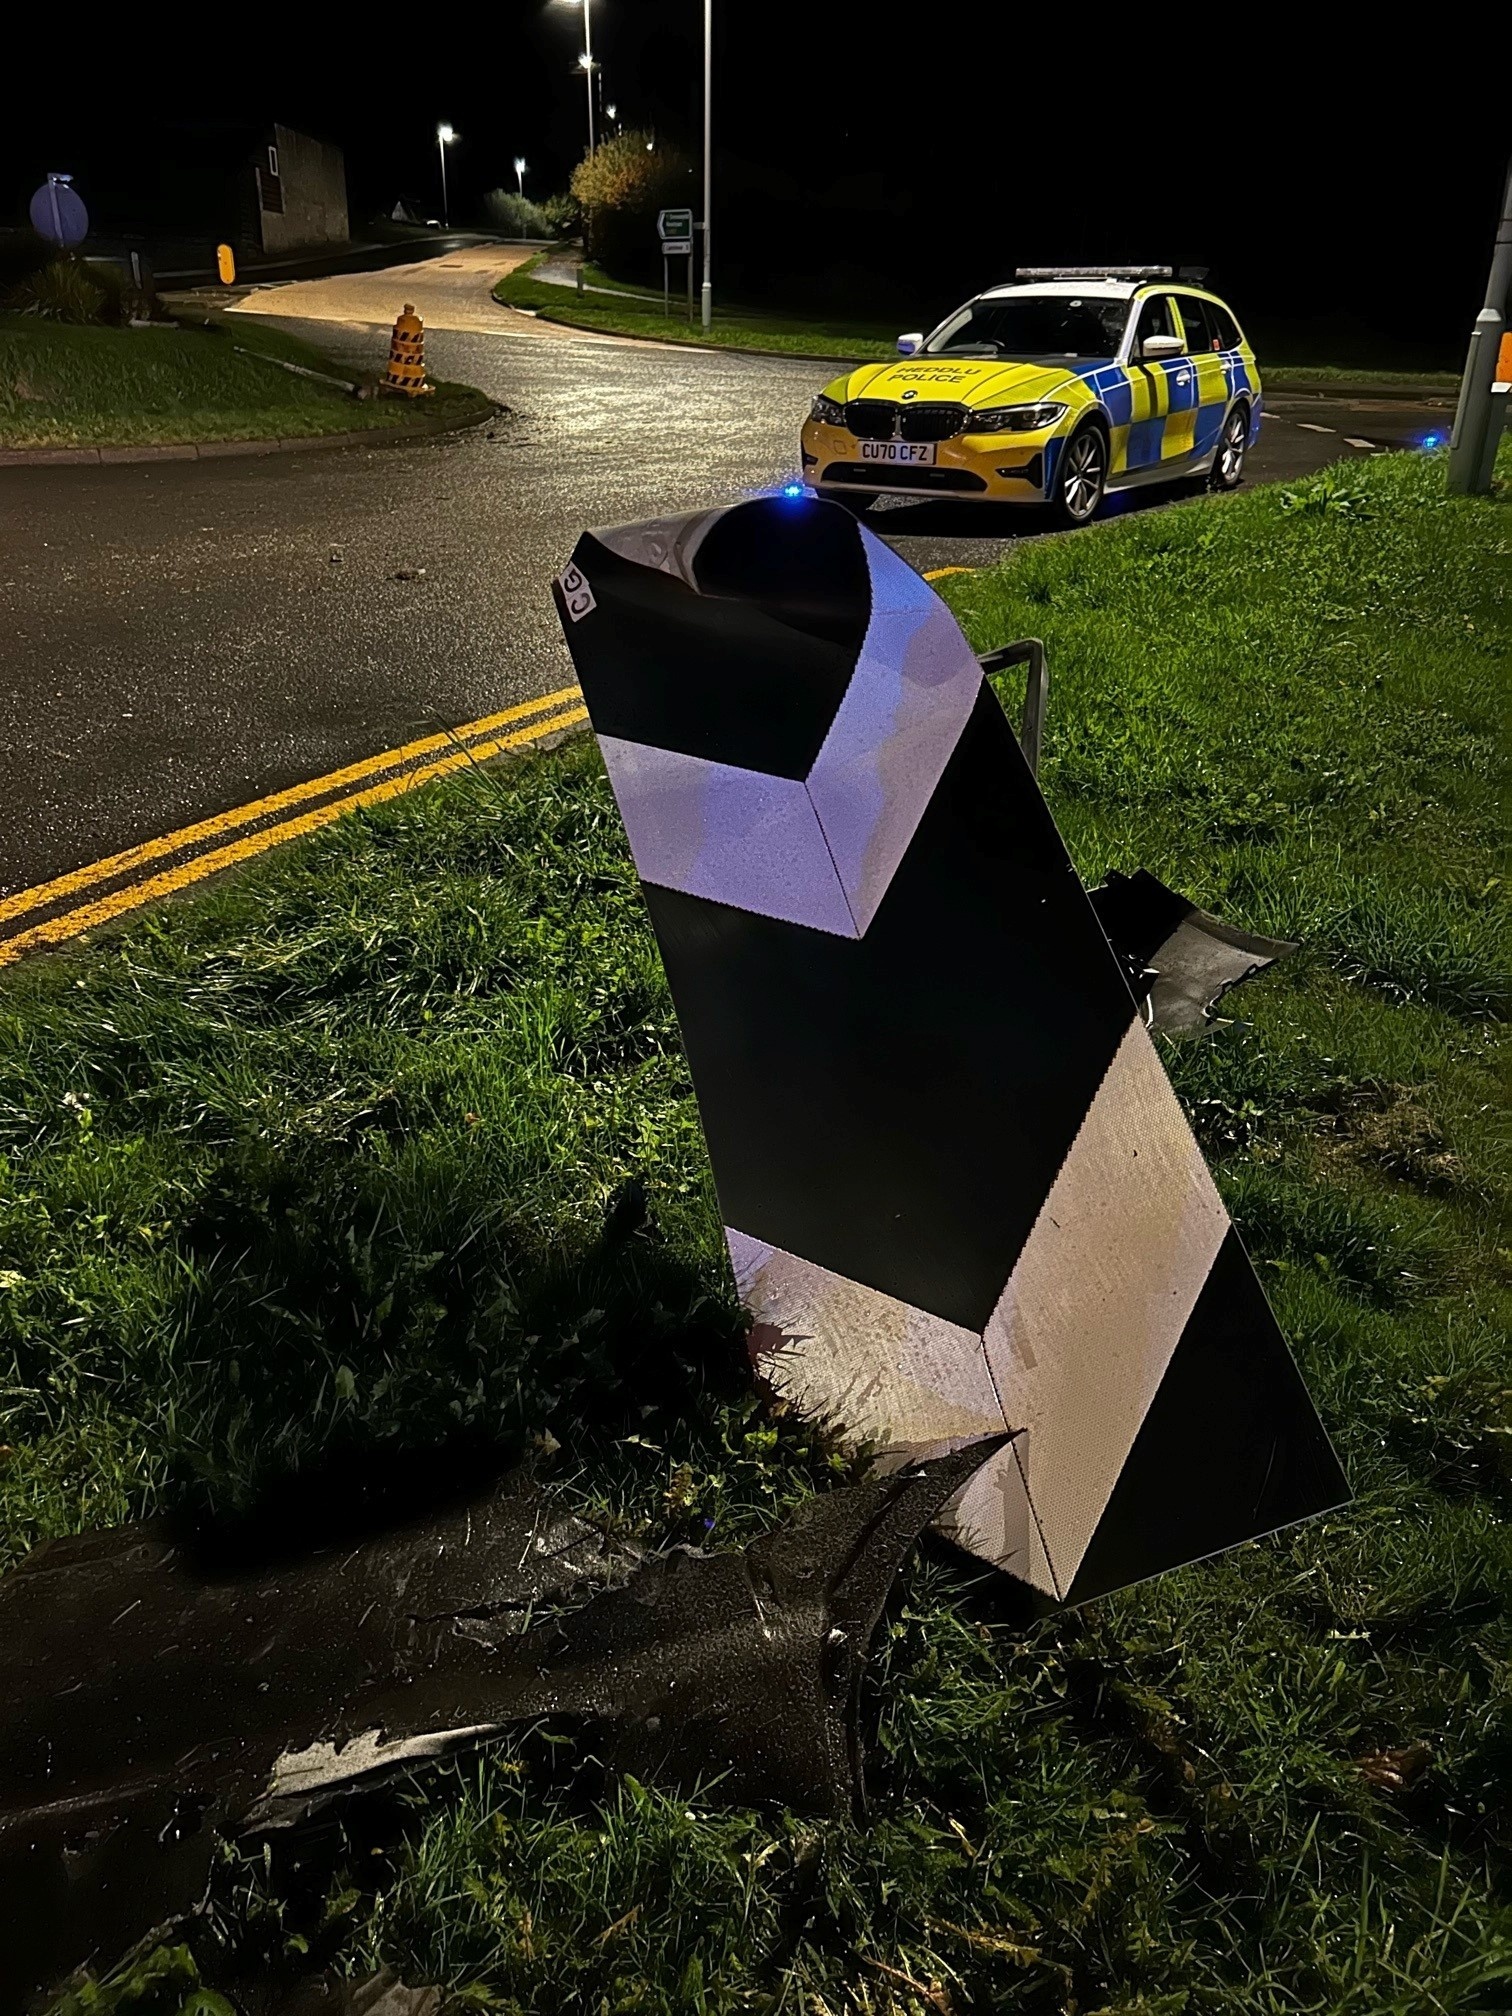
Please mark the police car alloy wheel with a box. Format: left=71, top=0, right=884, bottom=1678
left=1055, top=424, right=1107, bottom=525
left=1214, top=407, right=1248, bottom=490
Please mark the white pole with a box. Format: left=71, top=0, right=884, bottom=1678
left=438, top=133, right=449, bottom=229
left=700, top=0, right=712, bottom=330
left=584, top=0, right=596, bottom=157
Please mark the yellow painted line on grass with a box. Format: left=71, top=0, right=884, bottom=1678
left=0, top=684, right=584, bottom=930
left=0, top=704, right=590, bottom=968
left=922, top=565, right=977, bottom=582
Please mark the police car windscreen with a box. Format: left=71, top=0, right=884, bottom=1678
left=927, top=295, right=1127, bottom=360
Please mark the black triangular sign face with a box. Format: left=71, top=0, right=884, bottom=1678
left=553, top=496, right=1349, bottom=1606
left=1065, top=1229, right=1350, bottom=1605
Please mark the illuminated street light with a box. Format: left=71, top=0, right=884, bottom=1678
left=514, top=156, right=527, bottom=197
left=553, top=0, right=597, bottom=156
left=436, top=123, right=458, bottom=229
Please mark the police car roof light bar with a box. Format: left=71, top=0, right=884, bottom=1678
left=1010, top=264, right=1211, bottom=285
left=1014, top=265, right=1175, bottom=281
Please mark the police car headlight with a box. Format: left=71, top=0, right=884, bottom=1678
left=809, top=393, right=848, bottom=427
left=969, top=402, right=1067, bottom=433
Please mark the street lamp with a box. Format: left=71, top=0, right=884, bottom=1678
left=514, top=156, right=527, bottom=198
left=553, top=0, right=597, bottom=156
left=552, top=0, right=602, bottom=156
left=436, top=123, right=457, bottom=229
left=577, top=44, right=596, bottom=156
left=701, top=0, right=712, bottom=330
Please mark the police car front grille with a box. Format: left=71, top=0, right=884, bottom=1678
left=902, top=403, right=969, bottom=442
left=844, top=401, right=968, bottom=442
left=845, top=401, right=898, bottom=439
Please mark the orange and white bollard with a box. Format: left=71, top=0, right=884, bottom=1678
left=382, top=305, right=432, bottom=397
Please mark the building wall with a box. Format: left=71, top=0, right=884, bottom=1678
left=257, top=125, right=348, bottom=254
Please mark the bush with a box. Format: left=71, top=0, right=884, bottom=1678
left=540, top=191, right=581, bottom=238
left=570, top=131, right=696, bottom=280
left=5, top=259, right=107, bottom=325
left=2, top=258, right=146, bottom=327
left=482, top=190, right=554, bottom=239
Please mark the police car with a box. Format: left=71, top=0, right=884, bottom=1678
left=800, top=267, right=1260, bottom=524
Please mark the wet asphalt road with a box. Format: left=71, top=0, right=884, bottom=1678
left=0, top=252, right=1452, bottom=897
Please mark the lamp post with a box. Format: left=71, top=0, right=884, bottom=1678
left=581, top=0, right=596, bottom=156
left=514, top=156, right=527, bottom=198
left=700, top=0, right=712, bottom=330
left=1449, top=158, right=1512, bottom=496
left=436, top=123, right=456, bottom=229
left=552, top=1, right=597, bottom=159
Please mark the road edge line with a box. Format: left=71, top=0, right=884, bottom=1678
left=0, top=686, right=584, bottom=929
left=0, top=708, right=590, bottom=968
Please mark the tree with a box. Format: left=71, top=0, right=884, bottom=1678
left=570, top=131, right=695, bottom=280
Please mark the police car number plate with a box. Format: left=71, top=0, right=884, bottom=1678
left=858, top=441, right=937, bottom=465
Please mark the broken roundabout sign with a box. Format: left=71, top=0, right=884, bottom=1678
left=0, top=495, right=1348, bottom=2012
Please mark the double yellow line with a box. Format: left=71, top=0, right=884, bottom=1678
left=0, top=685, right=587, bottom=969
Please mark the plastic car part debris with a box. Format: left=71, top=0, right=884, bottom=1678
left=0, top=1444, right=998, bottom=2015
left=498, top=1435, right=1009, bottom=1822
left=551, top=496, right=1348, bottom=1610
left=0, top=1475, right=629, bottom=2015
left=1088, top=867, right=1298, bottom=1034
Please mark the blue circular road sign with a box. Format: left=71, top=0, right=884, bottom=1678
left=29, top=177, right=89, bottom=249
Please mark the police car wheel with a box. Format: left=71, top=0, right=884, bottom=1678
left=1212, top=406, right=1249, bottom=490
left=1052, top=423, right=1107, bottom=526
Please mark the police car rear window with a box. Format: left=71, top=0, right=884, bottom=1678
left=926, top=296, right=1128, bottom=360
left=1207, top=301, right=1241, bottom=350
left=1178, top=296, right=1219, bottom=351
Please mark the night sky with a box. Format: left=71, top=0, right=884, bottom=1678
left=4, top=8, right=1506, bottom=367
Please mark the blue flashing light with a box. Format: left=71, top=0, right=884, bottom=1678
left=1420, top=431, right=1444, bottom=451
left=781, top=481, right=806, bottom=498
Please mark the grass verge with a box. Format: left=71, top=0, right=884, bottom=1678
left=494, top=254, right=898, bottom=359
left=1257, top=365, right=1459, bottom=393
left=2, top=446, right=1509, bottom=2010
left=497, top=257, right=1459, bottom=391
left=0, top=314, right=491, bottom=449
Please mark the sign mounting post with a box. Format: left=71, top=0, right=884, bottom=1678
left=657, top=207, right=694, bottom=322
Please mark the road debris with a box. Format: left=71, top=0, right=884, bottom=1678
left=552, top=496, right=1347, bottom=1608
left=1356, top=1741, right=1433, bottom=1792
left=1087, top=867, right=1298, bottom=1034
left=0, top=1444, right=998, bottom=2012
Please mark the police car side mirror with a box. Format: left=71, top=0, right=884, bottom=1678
left=1140, top=332, right=1184, bottom=360
left=897, top=332, right=923, bottom=356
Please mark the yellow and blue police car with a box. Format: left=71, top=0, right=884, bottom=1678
left=800, top=267, right=1260, bottom=525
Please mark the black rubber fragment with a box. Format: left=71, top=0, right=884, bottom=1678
left=1089, top=868, right=1298, bottom=1033
left=0, top=1441, right=1002, bottom=2014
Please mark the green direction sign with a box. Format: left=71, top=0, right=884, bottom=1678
left=657, top=207, right=694, bottom=244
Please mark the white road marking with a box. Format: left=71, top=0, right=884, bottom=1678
left=1344, top=436, right=1375, bottom=449
left=1296, top=422, right=1336, bottom=434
